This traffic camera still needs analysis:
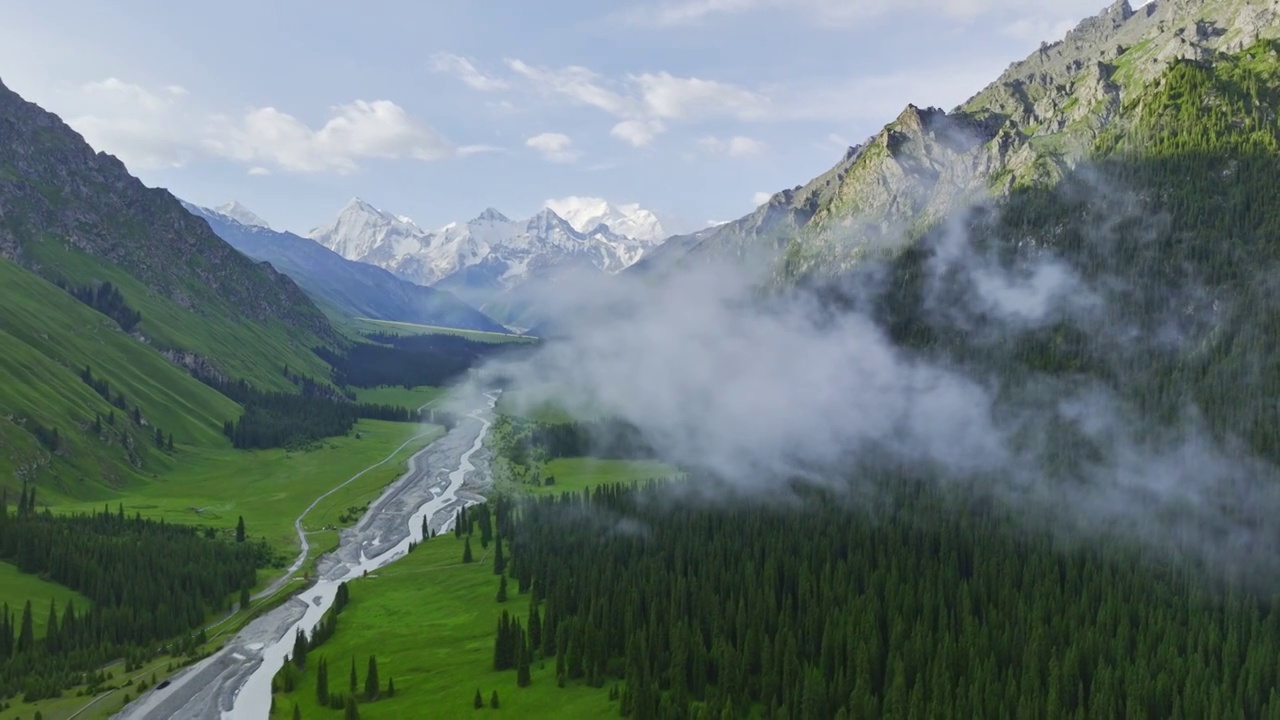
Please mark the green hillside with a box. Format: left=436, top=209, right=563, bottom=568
left=0, top=257, right=240, bottom=500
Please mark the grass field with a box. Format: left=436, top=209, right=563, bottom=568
left=0, top=562, right=91, bottom=636
left=353, top=385, right=448, bottom=410
left=56, top=420, right=443, bottom=580
left=269, top=457, right=677, bottom=719
left=352, top=317, right=537, bottom=344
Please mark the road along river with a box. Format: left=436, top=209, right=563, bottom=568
left=115, top=390, right=499, bottom=720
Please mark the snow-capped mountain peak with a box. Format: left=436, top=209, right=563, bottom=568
left=544, top=196, right=667, bottom=243
left=473, top=207, right=510, bottom=224
left=306, top=197, right=672, bottom=303
left=213, top=201, right=269, bottom=229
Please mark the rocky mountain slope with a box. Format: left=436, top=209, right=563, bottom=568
left=186, top=202, right=510, bottom=334
left=0, top=76, right=345, bottom=399
left=308, top=198, right=667, bottom=311
left=643, top=0, right=1280, bottom=280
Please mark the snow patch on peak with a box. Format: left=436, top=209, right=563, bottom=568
left=473, top=207, right=510, bottom=224
left=544, top=195, right=667, bottom=243
left=214, top=201, right=270, bottom=229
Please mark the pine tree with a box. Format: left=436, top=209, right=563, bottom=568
left=293, top=628, right=308, bottom=669
left=236, top=516, right=246, bottom=543
left=387, top=677, right=396, bottom=698
left=350, top=657, right=359, bottom=696
left=316, top=658, right=330, bottom=705
left=474, top=689, right=484, bottom=709
left=496, top=574, right=509, bottom=603
left=490, top=691, right=500, bottom=708
left=365, top=655, right=380, bottom=701
left=16, top=601, right=34, bottom=655
left=463, top=537, right=474, bottom=564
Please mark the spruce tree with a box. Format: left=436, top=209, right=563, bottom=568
left=463, top=537, right=474, bottom=564
left=490, top=691, right=500, bottom=708
left=16, top=601, right=34, bottom=655
left=350, top=657, right=358, bottom=695
left=496, top=574, right=508, bottom=603
left=344, top=697, right=360, bottom=720
left=387, top=677, right=396, bottom=698
left=474, top=689, right=484, bottom=709
left=316, top=658, right=330, bottom=705
left=236, top=516, right=246, bottom=543
left=364, top=655, right=379, bottom=701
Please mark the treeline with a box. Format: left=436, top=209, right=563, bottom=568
left=58, top=280, right=141, bottom=332
left=315, top=332, right=507, bottom=389
left=0, top=491, right=263, bottom=701
left=482, top=478, right=1280, bottom=719
left=195, top=367, right=432, bottom=451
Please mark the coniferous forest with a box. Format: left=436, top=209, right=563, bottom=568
left=0, top=488, right=264, bottom=701
left=483, top=480, right=1280, bottom=720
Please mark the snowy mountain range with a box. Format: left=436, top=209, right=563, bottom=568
left=183, top=201, right=509, bottom=334
left=306, top=198, right=671, bottom=305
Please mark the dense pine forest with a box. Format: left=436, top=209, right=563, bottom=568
left=479, top=480, right=1280, bottom=719
left=316, top=332, right=513, bottom=390
left=0, top=488, right=265, bottom=701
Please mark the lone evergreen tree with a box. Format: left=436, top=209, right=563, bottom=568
left=236, top=516, right=246, bottom=543
left=387, top=677, right=396, bottom=698
left=496, top=574, right=508, bottom=603
left=316, top=658, right=330, bottom=705
left=293, top=704, right=302, bottom=720
left=490, top=691, right=500, bottom=709
left=474, top=689, right=484, bottom=709
left=350, top=657, right=358, bottom=695
left=364, top=655, right=379, bottom=701
left=463, top=537, right=474, bottom=564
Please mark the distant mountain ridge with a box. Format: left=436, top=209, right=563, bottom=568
left=185, top=202, right=510, bottom=335
left=308, top=197, right=669, bottom=322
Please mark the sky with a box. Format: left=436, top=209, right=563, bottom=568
left=0, top=0, right=1114, bottom=236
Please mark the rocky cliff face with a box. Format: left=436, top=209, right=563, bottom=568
left=658, top=0, right=1280, bottom=282
left=0, top=77, right=332, bottom=338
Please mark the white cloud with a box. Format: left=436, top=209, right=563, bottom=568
left=620, top=0, right=1104, bottom=28
left=752, top=191, right=773, bottom=206
left=429, top=52, right=510, bottom=91
left=700, top=135, right=767, bottom=156
left=503, top=59, right=767, bottom=147
left=611, top=119, right=664, bottom=147
left=64, top=78, right=459, bottom=175
left=526, top=132, right=579, bottom=163
left=458, top=144, right=504, bottom=156
left=207, top=100, right=451, bottom=174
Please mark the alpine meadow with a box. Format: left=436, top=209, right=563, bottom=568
left=5, top=1, right=1280, bottom=719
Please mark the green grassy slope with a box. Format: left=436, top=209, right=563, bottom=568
left=24, top=239, right=330, bottom=392
left=0, top=257, right=241, bottom=500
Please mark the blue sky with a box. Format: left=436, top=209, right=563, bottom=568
left=0, top=0, right=1111, bottom=235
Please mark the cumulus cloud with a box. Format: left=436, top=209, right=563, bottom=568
left=526, top=132, right=579, bottom=163
left=64, top=78, right=460, bottom=175
left=700, top=135, right=767, bottom=156
left=428, top=52, right=510, bottom=91
left=752, top=191, right=773, bottom=206
left=611, top=119, right=665, bottom=147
